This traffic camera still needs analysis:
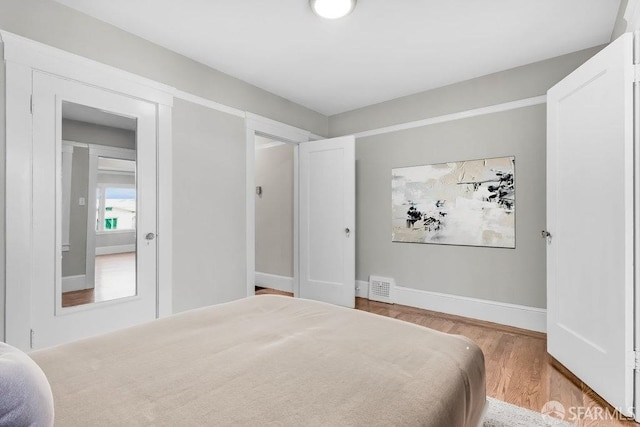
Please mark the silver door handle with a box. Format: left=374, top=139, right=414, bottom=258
left=541, top=230, right=551, bottom=238
left=145, top=232, right=156, bottom=241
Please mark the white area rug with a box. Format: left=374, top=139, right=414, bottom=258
left=483, top=397, right=575, bottom=427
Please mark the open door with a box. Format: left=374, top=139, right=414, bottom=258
left=299, top=136, right=355, bottom=308
left=547, top=33, right=635, bottom=416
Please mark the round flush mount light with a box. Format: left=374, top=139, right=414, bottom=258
left=310, top=0, right=357, bottom=19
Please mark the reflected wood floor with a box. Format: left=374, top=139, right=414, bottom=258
left=62, top=253, right=136, bottom=307
left=255, top=287, right=637, bottom=427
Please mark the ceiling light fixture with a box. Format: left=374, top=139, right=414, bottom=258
left=310, top=0, right=357, bottom=19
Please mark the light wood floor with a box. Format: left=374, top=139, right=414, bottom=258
left=62, top=253, right=136, bottom=307
left=255, top=287, right=637, bottom=427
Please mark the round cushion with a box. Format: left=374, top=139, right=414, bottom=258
left=0, top=342, right=54, bottom=427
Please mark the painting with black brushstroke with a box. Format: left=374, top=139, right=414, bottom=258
left=392, top=156, right=515, bottom=248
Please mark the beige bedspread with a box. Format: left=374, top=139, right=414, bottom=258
left=30, top=295, right=486, bottom=426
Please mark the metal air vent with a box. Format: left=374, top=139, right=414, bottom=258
left=368, top=275, right=395, bottom=304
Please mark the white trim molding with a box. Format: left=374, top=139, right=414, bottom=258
left=245, top=117, right=309, bottom=300
left=246, top=112, right=312, bottom=143
left=625, top=0, right=640, bottom=33
left=356, top=280, right=369, bottom=299
left=355, top=280, right=546, bottom=333
left=61, top=275, right=89, bottom=293
left=95, top=244, right=136, bottom=256
left=0, top=30, right=174, bottom=107
left=174, top=89, right=245, bottom=118
left=394, top=285, right=546, bottom=333
left=351, top=96, right=547, bottom=139
left=255, top=272, right=294, bottom=293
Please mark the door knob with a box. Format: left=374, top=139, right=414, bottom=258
left=345, top=228, right=351, bottom=236
left=145, top=232, right=156, bottom=241
left=541, top=230, right=551, bottom=243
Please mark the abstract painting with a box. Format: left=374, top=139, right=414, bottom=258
left=392, top=156, right=515, bottom=248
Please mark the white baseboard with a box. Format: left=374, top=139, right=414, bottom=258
left=95, top=244, right=135, bottom=255
left=355, top=280, right=546, bottom=333
left=255, top=272, right=294, bottom=293
left=62, top=274, right=92, bottom=292
left=356, top=280, right=369, bottom=298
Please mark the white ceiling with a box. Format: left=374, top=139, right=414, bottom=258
left=53, top=0, right=621, bottom=116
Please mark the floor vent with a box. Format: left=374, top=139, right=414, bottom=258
left=369, top=276, right=395, bottom=304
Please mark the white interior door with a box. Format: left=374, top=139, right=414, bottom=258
left=31, top=71, right=158, bottom=349
left=299, top=136, right=355, bottom=308
left=547, top=33, right=634, bottom=415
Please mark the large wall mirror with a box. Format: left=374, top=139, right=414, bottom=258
left=60, top=101, right=138, bottom=308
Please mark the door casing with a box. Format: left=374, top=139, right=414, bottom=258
left=2, top=30, right=173, bottom=350
left=245, top=113, right=313, bottom=298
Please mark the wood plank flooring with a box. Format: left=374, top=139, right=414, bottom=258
left=255, top=287, right=637, bottom=427
left=62, top=253, right=136, bottom=307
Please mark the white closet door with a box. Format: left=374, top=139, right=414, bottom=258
left=547, top=33, right=634, bottom=416
left=299, top=136, right=355, bottom=308
left=31, top=71, right=158, bottom=349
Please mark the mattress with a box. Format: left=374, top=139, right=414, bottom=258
left=30, top=295, right=486, bottom=426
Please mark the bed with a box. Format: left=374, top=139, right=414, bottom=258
left=27, top=295, right=486, bottom=426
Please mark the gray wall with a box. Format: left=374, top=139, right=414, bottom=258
left=62, top=119, right=136, bottom=150
left=329, top=46, right=603, bottom=137
left=62, top=146, right=89, bottom=277
left=611, top=0, right=630, bottom=42
left=255, top=143, right=294, bottom=278
left=172, top=99, right=247, bottom=313
left=355, top=106, right=545, bottom=307
left=329, top=47, right=603, bottom=309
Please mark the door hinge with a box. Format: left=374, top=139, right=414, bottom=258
left=29, top=94, right=33, bottom=114
left=30, top=328, right=34, bottom=349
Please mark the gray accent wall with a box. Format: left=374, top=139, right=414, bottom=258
left=355, top=106, right=546, bottom=307
left=255, top=143, right=295, bottom=278
left=329, top=47, right=604, bottom=309
left=172, top=99, right=247, bottom=313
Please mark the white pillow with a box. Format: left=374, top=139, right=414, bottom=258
left=0, top=342, right=54, bottom=427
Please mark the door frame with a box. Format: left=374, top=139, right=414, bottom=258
left=2, top=30, right=173, bottom=350
left=245, top=113, right=316, bottom=298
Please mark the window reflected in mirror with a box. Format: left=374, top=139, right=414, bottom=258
left=60, top=101, right=138, bottom=308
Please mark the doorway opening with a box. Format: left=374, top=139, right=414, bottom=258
left=254, top=135, right=296, bottom=296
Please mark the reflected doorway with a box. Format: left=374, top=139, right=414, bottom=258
left=254, top=135, right=296, bottom=294
left=60, top=101, right=138, bottom=308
